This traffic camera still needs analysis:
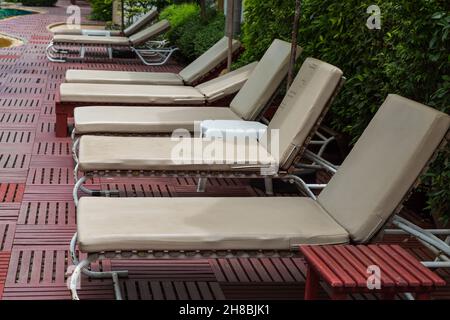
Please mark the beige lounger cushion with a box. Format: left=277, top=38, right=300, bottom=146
left=59, top=83, right=205, bottom=105
left=53, top=28, right=122, bottom=36
left=53, top=34, right=130, bottom=45
left=196, top=62, right=258, bottom=102
left=128, top=20, right=170, bottom=46
left=65, top=70, right=184, bottom=86
left=260, top=57, right=343, bottom=168
left=179, top=37, right=241, bottom=84
left=230, top=39, right=302, bottom=120
left=77, top=197, right=349, bottom=252
left=74, top=106, right=241, bottom=133
left=61, top=63, right=255, bottom=104
left=78, top=135, right=276, bottom=171
left=318, top=94, right=450, bottom=243
left=123, top=8, right=158, bottom=36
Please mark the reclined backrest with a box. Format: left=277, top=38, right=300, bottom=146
left=259, top=58, right=343, bottom=169
left=179, top=37, right=241, bottom=85
left=195, top=62, right=258, bottom=103
left=229, top=39, right=301, bottom=121
left=318, top=94, right=450, bottom=243
left=129, top=20, right=170, bottom=46
left=124, top=7, right=158, bottom=36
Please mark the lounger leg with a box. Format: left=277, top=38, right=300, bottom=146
left=108, top=45, right=113, bottom=59
left=264, top=176, right=274, bottom=195
left=55, top=111, right=69, bottom=137
left=69, top=233, right=128, bottom=300
left=70, top=255, right=127, bottom=300
left=382, top=292, right=396, bottom=300
left=70, top=256, right=93, bottom=300
left=330, top=292, right=347, bottom=300
left=416, top=292, right=431, bottom=300
left=304, top=265, right=320, bottom=300
left=80, top=45, right=85, bottom=59
left=197, top=178, right=207, bottom=192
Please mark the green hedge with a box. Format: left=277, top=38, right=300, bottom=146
left=20, top=0, right=57, bottom=6
left=160, top=3, right=200, bottom=45
left=123, top=0, right=172, bottom=25
left=239, top=0, right=450, bottom=221
left=89, top=0, right=113, bottom=21
left=160, top=3, right=225, bottom=61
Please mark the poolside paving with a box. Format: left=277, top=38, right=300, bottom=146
left=0, top=0, right=448, bottom=300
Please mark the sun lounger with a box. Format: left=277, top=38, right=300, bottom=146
left=46, top=20, right=173, bottom=64
left=53, top=8, right=158, bottom=37
left=56, top=39, right=298, bottom=137
left=73, top=57, right=343, bottom=197
left=69, top=94, right=450, bottom=299
left=65, top=37, right=241, bottom=86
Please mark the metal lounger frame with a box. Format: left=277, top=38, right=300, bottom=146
left=68, top=232, right=300, bottom=300
left=46, top=39, right=177, bottom=64
left=68, top=131, right=450, bottom=300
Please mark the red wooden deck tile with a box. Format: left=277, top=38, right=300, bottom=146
left=111, top=260, right=216, bottom=281
left=0, top=153, right=31, bottom=169
left=0, top=252, right=12, bottom=299
left=0, top=151, right=30, bottom=182
left=0, top=96, right=42, bottom=109
left=0, top=184, right=25, bottom=203
left=209, top=258, right=306, bottom=283
left=18, top=201, right=76, bottom=226
left=14, top=225, right=76, bottom=246
left=1, top=283, right=114, bottom=300
left=0, top=129, right=35, bottom=145
left=32, top=140, right=72, bottom=156
left=0, top=223, right=16, bottom=251
left=0, top=203, right=20, bottom=222
left=120, top=280, right=225, bottom=300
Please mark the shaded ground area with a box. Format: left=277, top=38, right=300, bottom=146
left=0, top=0, right=448, bottom=300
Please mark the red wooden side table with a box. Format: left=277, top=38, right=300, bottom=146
left=299, top=244, right=446, bottom=300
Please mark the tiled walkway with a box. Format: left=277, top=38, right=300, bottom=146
left=0, top=1, right=448, bottom=300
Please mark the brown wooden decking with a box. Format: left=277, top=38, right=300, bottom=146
left=0, top=0, right=448, bottom=300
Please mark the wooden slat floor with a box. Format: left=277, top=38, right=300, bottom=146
left=0, top=0, right=448, bottom=300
